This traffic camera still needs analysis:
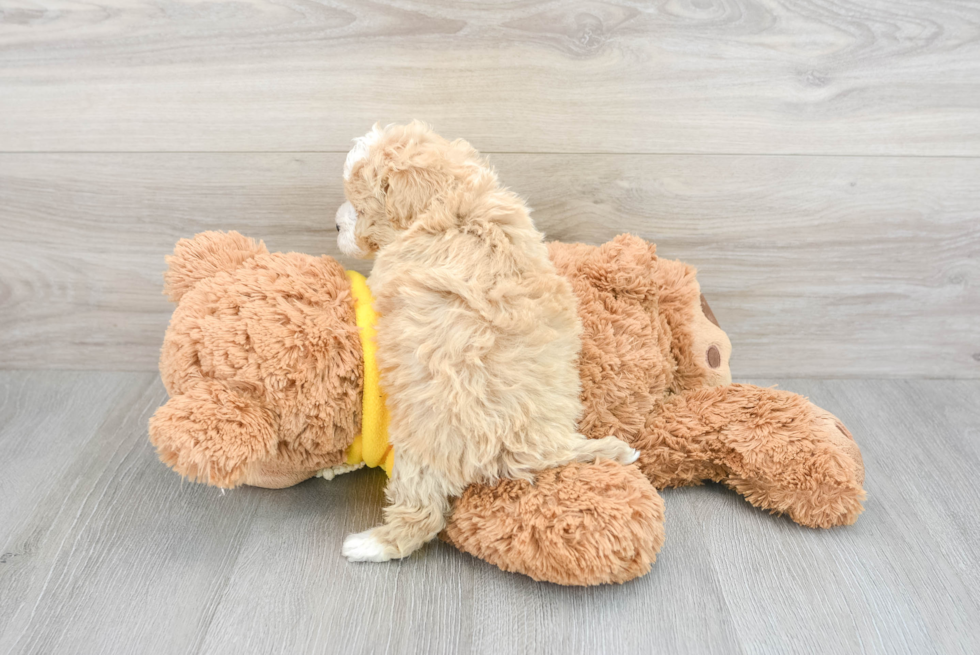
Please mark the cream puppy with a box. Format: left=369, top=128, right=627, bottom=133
left=338, top=122, right=638, bottom=562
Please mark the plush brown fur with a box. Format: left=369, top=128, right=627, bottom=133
left=150, top=231, right=363, bottom=488
left=150, top=231, right=866, bottom=585
left=443, top=460, right=665, bottom=586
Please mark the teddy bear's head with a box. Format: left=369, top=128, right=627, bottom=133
left=149, top=231, right=364, bottom=488
left=335, top=121, right=491, bottom=259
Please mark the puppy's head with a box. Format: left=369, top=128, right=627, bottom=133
left=335, top=121, right=485, bottom=258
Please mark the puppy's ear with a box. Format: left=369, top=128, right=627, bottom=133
left=383, top=164, right=457, bottom=230
left=377, top=122, right=485, bottom=232
left=353, top=211, right=394, bottom=257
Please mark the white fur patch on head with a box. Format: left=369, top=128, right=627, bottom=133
left=343, top=125, right=383, bottom=181
left=335, top=201, right=366, bottom=258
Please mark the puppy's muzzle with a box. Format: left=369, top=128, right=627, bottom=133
left=336, top=201, right=367, bottom=258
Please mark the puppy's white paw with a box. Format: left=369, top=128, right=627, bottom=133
left=343, top=529, right=394, bottom=562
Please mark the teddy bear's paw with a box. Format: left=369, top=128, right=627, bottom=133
left=342, top=528, right=397, bottom=562
left=725, top=402, right=866, bottom=529
left=808, top=403, right=865, bottom=486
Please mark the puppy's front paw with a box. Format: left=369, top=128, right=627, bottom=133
left=343, top=528, right=395, bottom=562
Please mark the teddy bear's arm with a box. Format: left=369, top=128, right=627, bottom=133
left=635, top=383, right=865, bottom=529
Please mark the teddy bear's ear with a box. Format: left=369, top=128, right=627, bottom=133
left=164, top=231, right=268, bottom=302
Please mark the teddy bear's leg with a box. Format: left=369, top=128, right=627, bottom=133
left=634, top=384, right=865, bottom=528
left=149, top=378, right=280, bottom=488
left=442, top=460, right=665, bottom=585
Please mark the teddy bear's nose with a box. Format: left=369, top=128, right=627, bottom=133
left=336, top=223, right=341, bottom=232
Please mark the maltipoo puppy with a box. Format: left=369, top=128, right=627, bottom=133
left=336, top=122, right=638, bottom=562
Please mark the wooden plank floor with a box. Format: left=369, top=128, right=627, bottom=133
left=1, top=372, right=977, bottom=654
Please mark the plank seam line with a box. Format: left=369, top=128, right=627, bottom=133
left=2, top=151, right=980, bottom=160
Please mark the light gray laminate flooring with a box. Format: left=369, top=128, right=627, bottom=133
left=0, top=372, right=977, bottom=654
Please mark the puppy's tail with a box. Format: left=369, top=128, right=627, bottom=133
left=163, top=231, right=268, bottom=302
left=573, top=435, right=640, bottom=466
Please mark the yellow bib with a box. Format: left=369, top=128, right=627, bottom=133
left=344, top=271, right=394, bottom=476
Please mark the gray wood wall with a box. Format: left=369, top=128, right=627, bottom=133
left=1, top=0, right=978, bottom=377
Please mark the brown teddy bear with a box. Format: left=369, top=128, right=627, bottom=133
left=149, top=230, right=865, bottom=585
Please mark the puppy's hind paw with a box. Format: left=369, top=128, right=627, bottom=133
left=343, top=528, right=396, bottom=562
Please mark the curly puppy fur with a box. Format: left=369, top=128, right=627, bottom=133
left=337, top=122, right=639, bottom=562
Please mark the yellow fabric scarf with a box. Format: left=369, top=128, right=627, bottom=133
left=344, top=270, right=394, bottom=476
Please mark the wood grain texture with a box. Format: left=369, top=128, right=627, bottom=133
left=0, top=372, right=263, bottom=654
left=1, top=152, right=977, bottom=376
left=0, top=0, right=979, bottom=154
left=1, top=372, right=978, bottom=654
